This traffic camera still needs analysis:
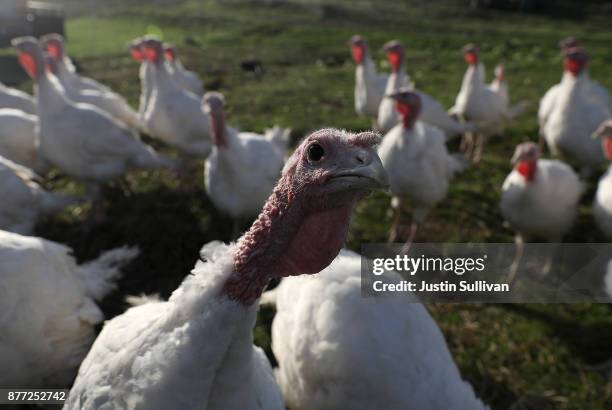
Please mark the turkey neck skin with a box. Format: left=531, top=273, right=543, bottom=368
left=225, top=182, right=360, bottom=305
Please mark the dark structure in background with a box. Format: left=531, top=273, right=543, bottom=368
left=0, top=0, right=64, bottom=85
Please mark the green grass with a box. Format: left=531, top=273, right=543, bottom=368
left=26, top=0, right=612, bottom=408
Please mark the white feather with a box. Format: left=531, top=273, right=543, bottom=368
left=271, top=249, right=489, bottom=410
left=64, top=242, right=283, bottom=410
left=0, top=230, right=136, bottom=388
left=594, top=165, right=612, bottom=239
left=500, top=159, right=582, bottom=240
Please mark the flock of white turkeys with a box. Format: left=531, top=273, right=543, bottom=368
left=0, top=28, right=609, bottom=410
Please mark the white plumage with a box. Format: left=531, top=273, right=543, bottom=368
left=13, top=37, right=171, bottom=190
left=488, top=64, right=509, bottom=108
left=42, top=34, right=112, bottom=95
left=0, top=156, right=76, bottom=234
left=0, top=229, right=138, bottom=387
left=451, top=49, right=509, bottom=137
left=379, top=122, right=454, bottom=217
left=164, top=43, right=205, bottom=96
left=538, top=83, right=560, bottom=131
left=378, top=89, right=460, bottom=241
left=0, top=108, right=48, bottom=174
left=203, top=92, right=288, bottom=221
left=377, top=40, right=474, bottom=138
left=63, top=242, right=284, bottom=410
left=267, top=249, right=488, bottom=410
left=500, top=143, right=582, bottom=241
left=350, top=35, right=387, bottom=119
left=0, top=82, right=36, bottom=114
left=42, top=34, right=144, bottom=132
left=594, top=165, right=612, bottom=239
left=540, top=47, right=609, bottom=173
left=63, top=128, right=388, bottom=410
left=142, top=38, right=212, bottom=158
left=129, top=38, right=155, bottom=123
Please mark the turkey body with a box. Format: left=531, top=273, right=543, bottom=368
left=594, top=166, right=612, bottom=239
left=0, top=108, right=48, bottom=174
left=0, top=230, right=137, bottom=388
left=0, top=156, right=74, bottom=235
left=270, top=249, right=488, bottom=410
left=542, top=72, right=609, bottom=169
left=169, top=59, right=204, bottom=96
left=452, top=63, right=507, bottom=136
left=0, top=82, right=36, bottom=114
left=64, top=242, right=284, bottom=410
left=205, top=126, right=286, bottom=220
left=144, top=63, right=211, bottom=157
left=57, top=75, right=143, bottom=132
left=378, top=122, right=453, bottom=216
left=354, top=56, right=387, bottom=118
left=36, top=73, right=166, bottom=183
left=500, top=159, right=582, bottom=240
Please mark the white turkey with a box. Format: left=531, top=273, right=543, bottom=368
left=141, top=37, right=212, bottom=159
left=63, top=129, right=388, bottom=410
left=42, top=34, right=144, bottom=132
left=0, top=229, right=138, bottom=388
left=202, top=92, right=289, bottom=235
left=592, top=120, right=612, bottom=239
left=129, top=37, right=155, bottom=123
left=377, top=40, right=475, bottom=139
left=451, top=44, right=526, bottom=162
left=40, top=33, right=111, bottom=94
left=540, top=46, right=610, bottom=175
left=537, top=37, right=579, bottom=135
left=0, top=108, right=48, bottom=174
left=0, top=81, right=36, bottom=114
left=500, top=142, right=582, bottom=279
left=164, top=43, right=204, bottom=96
left=488, top=64, right=508, bottom=108
left=0, top=155, right=77, bottom=234
left=378, top=89, right=462, bottom=245
left=265, top=249, right=489, bottom=410
left=13, top=37, right=173, bottom=200
left=350, top=35, right=387, bottom=123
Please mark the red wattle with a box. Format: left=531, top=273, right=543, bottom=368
left=144, top=47, right=159, bottom=63
left=47, top=42, right=62, bottom=60
left=388, top=51, right=402, bottom=71
left=564, top=58, right=583, bottom=76
left=18, top=53, right=37, bottom=79
left=465, top=52, right=478, bottom=65
left=396, top=102, right=416, bottom=129
left=164, top=49, right=176, bottom=62
left=604, top=138, right=612, bottom=160
left=130, top=49, right=144, bottom=62
left=517, top=160, right=537, bottom=182
left=211, top=114, right=227, bottom=148
left=351, top=45, right=364, bottom=64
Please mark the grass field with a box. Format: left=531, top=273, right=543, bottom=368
left=17, top=0, right=612, bottom=408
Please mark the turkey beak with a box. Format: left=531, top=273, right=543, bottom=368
left=331, top=151, right=389, bottom=191
left=510, top=149, right=522, bottom=164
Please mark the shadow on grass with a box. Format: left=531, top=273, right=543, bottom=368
left=500, top=303, right=612, bottom=364
left=35, top=178, right=236, bottom=320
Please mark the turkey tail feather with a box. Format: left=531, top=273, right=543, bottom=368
left=78, top=246, right=139, bottom=300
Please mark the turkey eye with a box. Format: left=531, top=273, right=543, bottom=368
left=307, top=143, right=325, bottom=162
